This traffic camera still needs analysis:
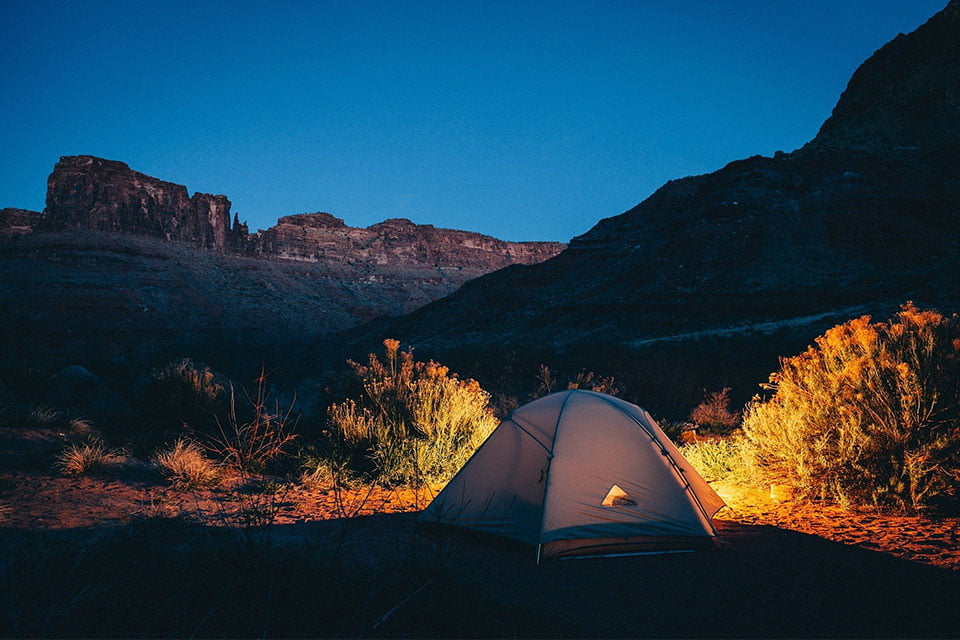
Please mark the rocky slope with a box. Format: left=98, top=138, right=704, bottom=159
left=0, top=159, right=563, bottom=379
left=336, top=1, right=960, bottom=408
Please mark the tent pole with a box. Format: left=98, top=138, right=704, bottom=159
left=536, top=544, right=542, bottom=565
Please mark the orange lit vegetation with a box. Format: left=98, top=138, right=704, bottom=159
left=689, top=387, right=740, bottom=433
left=153, top=437, right=220, bottom=489
left=741, top=303, right=960, bottom=512
left=324, top=339, right=498, bottom=487
left=55, top=438, right=128, bottom=476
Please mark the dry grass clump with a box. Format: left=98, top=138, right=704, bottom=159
left=327, top=339, right=498, bottom=485
left=153, top=438, right=219, bottom=488
left=55, top=439, right=127, bottom=476
left=741, top=303, right=960, bottom=512
left=535, top=364, right=620, bottom=397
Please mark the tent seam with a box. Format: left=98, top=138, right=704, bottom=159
left=534, top=390, right=577, bottom=554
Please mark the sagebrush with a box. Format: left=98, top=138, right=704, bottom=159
left=741, top=303, right=960, bottom=511
left=327, top=339, right=498, bottom=485
left=141, top=358, right=224, bottom=429
left=680, top=438, right=750, bottom=484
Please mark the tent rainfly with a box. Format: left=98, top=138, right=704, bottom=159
left=420, top=389, right=726, bottom=561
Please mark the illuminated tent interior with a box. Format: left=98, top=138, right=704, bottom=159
left=420, top=389, right=726, bottom=561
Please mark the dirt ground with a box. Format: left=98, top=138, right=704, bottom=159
left=2, top=442, right=959, bottom=637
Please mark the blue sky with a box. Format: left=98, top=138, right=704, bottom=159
left=0, top=1, right=947, bottom=242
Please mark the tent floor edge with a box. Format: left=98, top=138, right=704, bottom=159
left=540, top=535, right=720, bottom=561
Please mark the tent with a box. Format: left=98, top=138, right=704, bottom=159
left=420, top=389, right=726, bottom=561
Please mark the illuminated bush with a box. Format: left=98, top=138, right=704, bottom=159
left=154, top=438, right=219, bottom=488
left=327, top=339, right=498, bottom=486
left=741, top=304, right=960, bottom=511
left=56, top=439, right=127, bottom=476
left=680, top=438, right=750, bottom=484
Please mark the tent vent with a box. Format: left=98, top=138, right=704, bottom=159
left=601, top=484, right=637, bottom=507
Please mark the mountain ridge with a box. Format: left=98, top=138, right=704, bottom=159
left=32, top=154, right=564, bottom=268
left=328, top=0, right=960, bottom=409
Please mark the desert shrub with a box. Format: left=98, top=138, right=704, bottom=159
left=680, top=438, right=750, bottom=483
left=29, top=406, right=63, bottom=427
left=741, top=303, right=960, bottom=511
left=140, top=358, right=224, bottom=429
left=55, top=439, right=127, bottom=476
left=689, top=387, right=740, bottom=433
left=154, top=438, right=219, bottom=488
left=326, top=339, right=498, bottom=486
left=205, top=369, right=298, bottom=473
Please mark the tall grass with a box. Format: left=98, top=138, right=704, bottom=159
left=205, top=369, right=298, bottom=473
left=327, top=339, right=498, bottom=486
left=741, top=303, right=960, bottom=511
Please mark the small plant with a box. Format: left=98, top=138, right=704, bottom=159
left=296, top=445, right=334, bottom=488
left=206, top=369, right=298, bottom=473
left=689, top=387, right=740, bottom=433
left=535, top=365, right=620, bottom=398
left=154, top=438, right=219, bottom=488
left=55, top=439, right=127, bottom=476
left=29, top=406, right=62, bottom=427
left=141, top=358, right=224, bottom=428
left=67, top=417, right=96, bottom=437
left=680, top=438, right=749, bottom=483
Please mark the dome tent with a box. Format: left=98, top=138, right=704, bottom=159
left=420, top=389, right=726, bottom=561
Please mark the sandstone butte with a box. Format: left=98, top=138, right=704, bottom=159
left=1, top=155, right=565, bottom=275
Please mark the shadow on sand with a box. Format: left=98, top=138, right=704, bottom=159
left=3, top=513, right=959, bottom=638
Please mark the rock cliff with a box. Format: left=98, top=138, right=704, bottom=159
left=256, top=213, right=562, bottom=271
left=41, top=156, right=244, bottom=251
left=38, top=156, right=565, bottom=272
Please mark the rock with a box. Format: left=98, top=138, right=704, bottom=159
left=40, top=155, right=247, bottom=251
left=46, top=365, right=134, bottom=427
left=0, top=208, right=40, bottom=238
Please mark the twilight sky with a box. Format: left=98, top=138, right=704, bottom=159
left=0, top=1, right=947, bottom=242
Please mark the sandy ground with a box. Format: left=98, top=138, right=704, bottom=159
left=2, top=467, right=957, bottom=572
left=2, top=430, right=960, bottom=637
